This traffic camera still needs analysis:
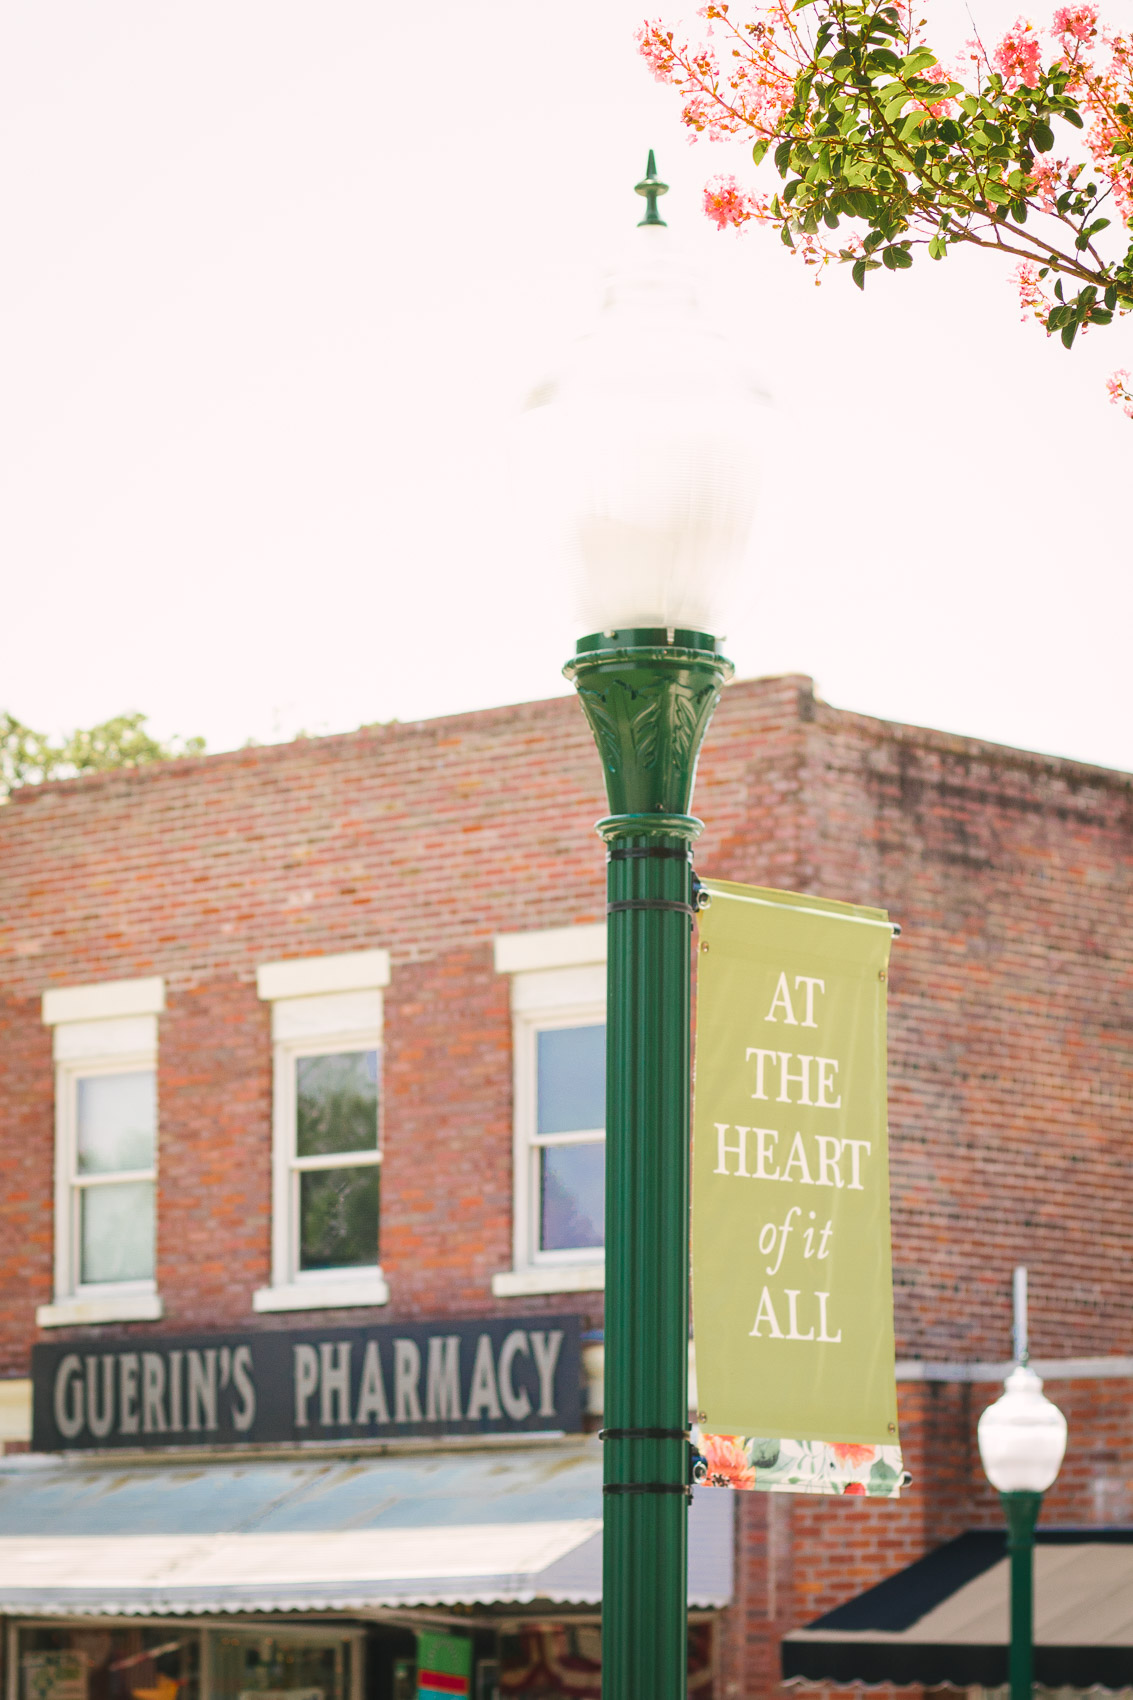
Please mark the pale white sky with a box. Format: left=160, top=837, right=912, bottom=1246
left=2, top=1, right=1129, bottom=771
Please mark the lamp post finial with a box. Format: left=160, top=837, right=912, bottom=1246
left=635, top=150, right=669, bottom=226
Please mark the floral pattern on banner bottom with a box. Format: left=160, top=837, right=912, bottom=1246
left=691, top=1429, right=906, bottom=1496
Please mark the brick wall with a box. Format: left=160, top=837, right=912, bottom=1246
left=1, top=670, right=1130, bottom=1698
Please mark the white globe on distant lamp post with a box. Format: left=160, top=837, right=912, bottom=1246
left=978, top=1362, right=1067, bottom=1700
left=978, top=1363, right=1068, bottom=1495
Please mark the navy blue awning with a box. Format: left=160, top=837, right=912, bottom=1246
left=784, top=1530, right=1133, bottom=1690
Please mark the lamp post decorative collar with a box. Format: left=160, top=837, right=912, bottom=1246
left=635, top=150, right=669, bottom=226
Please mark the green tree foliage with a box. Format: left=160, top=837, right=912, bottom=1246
left=0, top=711, right=206, bottom=799
left=640, top=0, right=1133, bottom=409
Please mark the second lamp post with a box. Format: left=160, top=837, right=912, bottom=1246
left=978, top=1272, right=1068, bottom=1700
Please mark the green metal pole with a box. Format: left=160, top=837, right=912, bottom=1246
left=1001, top=1490, right=1042, bottom=1700
left=565, top=626, right=732, bottom=1700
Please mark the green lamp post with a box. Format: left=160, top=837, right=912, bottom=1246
left=977, top=1270, right=1068, bottom=1700
left=541, top=158, right=766, bottom=1700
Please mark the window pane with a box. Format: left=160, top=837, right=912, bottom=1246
left=296, top=1050, right=378, bottom=1156
left=211, top=1633, right=350, bottom=1700
left=300, top=1165, right=379, bottom=1270
left=540, top=1140, right=604, bottom=1252
left=536, top=1025, right=605, bottom=1135
left=19, top=1624, right=200, bottom=1700
left=76, top=1071, right=156, bottom=1174
left=80, top=1181, right=155, bottom=1283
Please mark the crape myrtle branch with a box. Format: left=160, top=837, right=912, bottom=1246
left=639, top=0, right=1133, bottom=412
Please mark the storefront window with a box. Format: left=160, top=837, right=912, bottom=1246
left=18, top=1627, right=199, bottom=1700
left=211, top=1632, right=354, bottom=1700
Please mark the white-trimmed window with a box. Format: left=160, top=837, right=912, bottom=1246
left=492, top=925, right=606, bottom=1298
left=39, top=977, right=165, bottom=1328
left=254, top=949, right=391, bottom=1313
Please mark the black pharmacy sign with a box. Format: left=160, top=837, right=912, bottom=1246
left=32, top=1315, right=582, bottom=1452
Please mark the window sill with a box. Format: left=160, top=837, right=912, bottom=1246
left=37, top=1290, right=164, bottom=1328
left=492, top=1264, right=605, bottom=1297
left=252, top=1273, right=390, bottom=1313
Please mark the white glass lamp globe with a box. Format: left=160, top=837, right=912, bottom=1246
left=977, top=1365, right=1068, bottom=1494
left=528, top=192, right=769, bottom=639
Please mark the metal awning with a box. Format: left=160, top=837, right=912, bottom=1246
left=0, top=1443, right=732, bottom=1616
left=784, top=1530, right=1133, bottom=1691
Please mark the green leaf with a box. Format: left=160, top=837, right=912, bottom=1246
left=1060, top=321, right=1078, bottom=347
left=852, top=258, right=867, bottom=288
left=752, top=139, right=770, bottom=168
left=1031, top=121, right=1055, bottom=152
left=774, top=140, right=793, bottom=176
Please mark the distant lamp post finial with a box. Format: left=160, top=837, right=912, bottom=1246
left=635, top=150, right=669, bottom=226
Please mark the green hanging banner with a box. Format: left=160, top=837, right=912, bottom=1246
left=691, top=879, right=903, bottom=1498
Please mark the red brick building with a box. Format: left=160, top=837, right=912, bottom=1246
left=0, top=672, right=1131, bottom=1700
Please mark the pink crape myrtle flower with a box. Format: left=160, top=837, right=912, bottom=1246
left=994, top=17, right=1043, bottom=86
left=703, top=174, right=768, bottom=229
left=1052, top=4, right=1097, bottom=41
left=921, top=62, right=957, bottom=117
left=637, top=18, right=679, bottom=81
left=1014, top=260, right=1050, bottom=325
left=1029, top=155, right=1067, bottom=209
left=1107, top=370, right=1133, bottom=417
